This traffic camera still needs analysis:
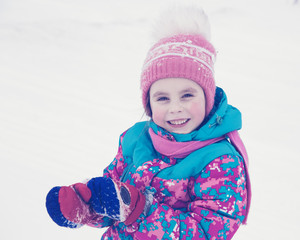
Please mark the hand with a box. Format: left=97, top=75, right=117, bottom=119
left=45, top=183, right=97, bottom=228
left=46, top=177, right=146, bottom=228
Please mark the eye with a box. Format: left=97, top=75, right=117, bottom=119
left=157, top=96, right=169, bottom=101
left=182, top=93, right=194, bottom=99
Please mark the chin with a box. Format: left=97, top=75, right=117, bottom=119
left=170, top=128, right=192, bottom=134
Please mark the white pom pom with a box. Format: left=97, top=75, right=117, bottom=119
left=152, top=4, right=211, bottom=42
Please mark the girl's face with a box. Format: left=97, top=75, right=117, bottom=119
left=149, top=78, right=206, bottom=134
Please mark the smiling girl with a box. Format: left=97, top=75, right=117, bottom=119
left=46, top=5, right=251, bottom=240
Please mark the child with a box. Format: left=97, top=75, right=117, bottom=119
left=46, top=5, right=251, bottom=240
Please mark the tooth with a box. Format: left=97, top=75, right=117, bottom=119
left=170, top=119, right=187, bottom=125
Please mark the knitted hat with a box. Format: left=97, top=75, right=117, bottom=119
left=140, top=6, right=216, bottom=117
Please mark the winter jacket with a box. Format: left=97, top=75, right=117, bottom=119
left=88, top=87, right=250, bottom=240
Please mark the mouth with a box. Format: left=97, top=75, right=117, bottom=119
left=167, top=119, right=190, bottom=126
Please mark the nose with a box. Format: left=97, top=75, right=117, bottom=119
left=169, top=100, right=183, bottom=114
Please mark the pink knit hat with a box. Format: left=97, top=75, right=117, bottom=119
left=140, top=6, right=216, bottom=117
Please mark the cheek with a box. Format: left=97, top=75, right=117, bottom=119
left=151, top=105, right=166, bottom=124
left=189, top=101, right=206, bottom=119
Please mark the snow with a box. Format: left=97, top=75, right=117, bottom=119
left=1, top=0, right=299, bottom=239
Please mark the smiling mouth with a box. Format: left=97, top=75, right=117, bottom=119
left=167, top=119, right=190, bottom=126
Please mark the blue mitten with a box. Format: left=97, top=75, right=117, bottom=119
left=46, top=183, right=97, bottom=228
left=46, top=177, right=146, bottom=228
left=88, top=177, right=146, bottom=225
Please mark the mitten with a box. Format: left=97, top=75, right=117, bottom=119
left=86, top=177, right=146, bottom=225
left=46, top=183, right=98, bottom=228
left=46, top=177, right=146, bottom=228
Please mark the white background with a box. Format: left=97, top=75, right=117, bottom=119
left=1, top=0, right=299, bottom=239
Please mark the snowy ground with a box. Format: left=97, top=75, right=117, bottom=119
left=1, top=0, right=299, bottom=239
